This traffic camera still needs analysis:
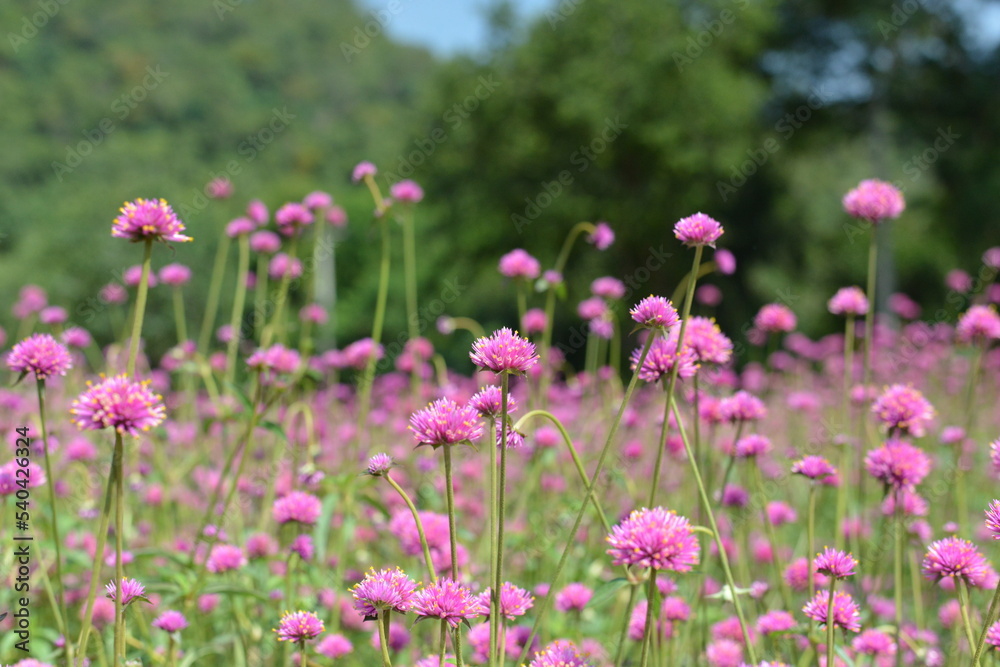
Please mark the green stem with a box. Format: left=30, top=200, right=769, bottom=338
left=199, top=231, right=231, bottom=354
left=971, top=573, right=1000, bottom=666
left=958, top=580, right=979, bottom=665
left=862, top=231, right=878, bottom=391
left=754, top=462, right=792, bottom=610
left=378, top=612, right=393, bottom=667
left=113, top=433, right=125, bottom=662
left=515, top=330, right=660, bottom=666
left=493, top=373, right=511, bottom=665
left=225, top=235, right=251, bottom=387
left=670, top=396, right=757, bottom=663
left=74, top=435, right=121, bottom=661
left=614, top=583, right=639, bottom=667
left=36, top=381, right=69, bottom=652
left=439, top=621, right=448, bottom=667
left=639, top=573, right=658, bottom=667
left=488, top=417, right=498, bottom=667
left=263, top=235, right=299, bottom=347
left=835, top=315, right=855, bottom=550
left=254, top=254, right=268, bottom=343
left=808, top=485, right=817, bottom=603
left=647, top=244, right=703, bottom=507
left=955, top=345, right=983, bottom=535
left=356, top=219, right=391, bottom=457
left=894, top=492, right=904, bottom=667
left=826, top=577, right=837, bottom=667
left=385, top=473, right=437, bottom=584
left=444, top=445, right=459, bottom=582
left=126, top=238, right=154, bottom=377
left=400, top=206, right=421, bottom=405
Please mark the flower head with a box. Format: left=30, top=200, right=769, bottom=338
left=351, top=567, right=419, bottom=620
left=479, top=582, right=533, bottom=620
left=674, top=212, right=724, bottom=248
left=468, top=385, right=519, bottom=418
left=554, top=583, right=593, bottom=612
left=756, top=610, right=796, bottom=635
left=527, top=640, right=595, bottom=667
left=246, top=344, right=301, bottom=384
left=683, top=317, right=733, bottom=365
left=412, top=579, right=482, bottom=627
left=629, top=335, right=699, bottom=383
left=112, top=198, right=191, bottom=243
left=956, top=305, right=1000, bottom=345
left=152, top=610, right=188, bottom=633
left=273, top=491, right=322, bottom=525
left=871, top=384, right=935, bottom=437
left=390, top=180, right=424, bottom=203
left=366, top=453, right=394, bottom=476
left=105, top=577, right=148, bottom=606
left=721, top=391, right=767, bottom=423
left=7, top=333, right=73, bottom=380
left=828, top=287, right=869, bottom=317
left=470, top=328, right=538, bottom=375
left=754, top=303, right=797, bottom=334
left=588, top=222, right=615, bottom=250
left=986, top=500, right=1000, bottom=540
left=802, top=590, right=860, bottom=632
left=275, top=203, right=314, bottom=236
left=735, top=434, right=771, bottom=458
left=70, top=374, right=166, bottom=436
left=852, top=629, right=896, bottom=657
left=843, top=179, right=905, bottom=223
left=274, top=610, right=324, bottom=643
left=813, top=547, right=857, bottom=579
left=791, top=456, right=837, bottom=482
left=865, top=439, right=932, bottom=489
left=630, top=296, right=679, bottom=330
left=409, top=398, right=484, bottom=447
left=606, top=507, right=700, bottom=571
left=498, top=249, right=541, bottom=280
left=206, top=544, right=247, bottom=573
left=922, top=537, right=989, bottom=585
left=352, top=161, right=377, bottom=182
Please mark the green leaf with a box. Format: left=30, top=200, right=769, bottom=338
left=259, top=420, right=289, bottom=444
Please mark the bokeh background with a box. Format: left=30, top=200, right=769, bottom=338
left=2, top=0, right=998, bottom=366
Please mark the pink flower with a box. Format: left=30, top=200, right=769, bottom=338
left=683, top=317, right=733, bottom=365
left=351, top=567, right=419, bottom=619
left=411, top=579, right=481, bottom=627
left=865, top=439, right=931, bottom=489
left=249, top=230, right=282, bottom=254
left=629, top=334, right=699, bottom=383
left=852, top=629, right=896, bottom=656
left=813, top=547, right=857, bottom=579
left=303, top=191, right=333, bottom=210
left=674, top=212, right=724, bottom=248
left=70, top=374, right=166, bottom=436
left=591, top=277, right=626, bottom=299
left=246, top=199, right=269, bottom=225
left=226, top=217, right=256, bottom=238
left=630, top=296, right=679, bottom=330
left=956, top=305, right=1000, bottom=345
left=871, top=384, right=935, bottom=437
left=352, top=161, right=377, bottom=182
left=479, top=582, right=533, bottom=620
left=922, top=537, right=988, bottom=585
left=756, top=610, right=796, bottom=635
left=554, top=583, right=593, bottom=612
left=152, top=610, right=188, bottom=633
left=986, top=500, right=1000, bottom=539
left=274, top=610, right=324, bottom=643
left=802, top=590, right=861, bottom=632
left=158, top=263, right=192, bottom=286
left=498, top=249, right=541, bottom=280
left=316, top=634, right=353, bottom=658
left=522, top=308, right=547, bottom=334
left=527, top=640, right=593, bottom=667
left=273, top=491, right=322, bottom=525
left=409, top=398, right=484, bottom=447
left=206, top=177, right=233, bottom=199
left=828, top=287, right=868, bottom=316
left=105, top=577, right=148, bottom=606
left=791, top=455, right=837, bottom=482
left=275, top=202, right=314, bottom=236
left=468, top=385, right=518, bottom=418
left=843, top=179, right=905, bottom=223
left=588, top=222, right=615, bottom=250
left=754, top=303, right=797, bottom=333
left=470, top=328, right=538, bottom=375
left=390, top=180, right=424, bottom=203
left=12, top=285, right=47, bottom=319
left=39, top=306, right=67, bottom=325
left=7, top=333, right=73, bottom=380
left=714, top=248, right=737, bottom=274
left=112, top=198, right=191, bottom=243
left=607, top=507, right=699, bottom=572
left=206, top=544, right=247, bottom=573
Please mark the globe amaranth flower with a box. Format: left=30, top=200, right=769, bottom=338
left=922, top=537, right=989, bottom=585
left=275, top=202, right=314, bottom=236
left=813, top=547, right=857, bottom=579
left=478, top=582, right=533, bottom=620
left=985, top=500, right=1000, bottom=540
left=206, top=544, right=247, bottom=573
left=112, top=198, right=191, bottom=243
left=366, top=453, right=394, bottom=476
left=606, top=507, right=699, bottom=572
left=528, top=640, right=595, bottom=667
left=468, top=385, right=519, bottom=418
left=828, top=287, right=869, bottom=317
left=411, top=579, right=482, bottom=628
left=498, top=249, right=541, bottom=280
left=852, top=629, right=896, bottom=657
left=674, top=212, right=724, bottom=248
left=70, top=374, right=166, bottom=436
left=801, top=590, right=861, bottom=632
left=409, top=398, right=484, bottom=447
left=630, top=296, right=679, bottom=330
left=159, top=263, right=192, bottom=287
left=470, top=328, right=538, bottom=375
left=105, top=577, right=149, bottom=606
left=591, top=276, right=626, bottom=300
left=152, top=610, right=188, bottom=633
left=316, top=634, right=354, bottom=659
left=587, top=222, right=615, bottom=250
left=554, top=583, right=593, bottom=612
left=249, top=230, right=282, bottom=254
left=390, top=180, right=424, bottom=203
left=721, top=390, right=767, bottom=423
left=247, top=344, right=301, bottom=384
left=272, top=491, right=322, bottom=525
left=7, top=333, right=73, bottom=380
left=754, top=303, right=797, bottom=334
left=352, top=161, right=377, bottom=183
left=756, top=610, right=796, bottom=635
left=734, top=434, right=771, bottom=458
left=791, top=455, right=838, bottom=482
left=351, top=567, right=419, bottom=620
left=683, top=317, right=733, bottom=365
left=956, top=305, right=1000, bottom=345
left=274, top=610, right=324, bottom=643
left=871, top=384, right=935, bottom=437
left=865, top=439, right=931, bottom=489
left=843, top=179, right=905, bottom=223
left=629, top=335, right=699, bottom=383
left=987, top=620, right=1000, bottom=650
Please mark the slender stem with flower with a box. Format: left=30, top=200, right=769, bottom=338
left=225, top=233, right=251, bottom=386
left=894, top=494, right=904, bottom=667
left=356, top=206, right=392, bottom=456
left=492, top=372, right=511, bottom=665
left=126, top=239, right=154, bottom=376
left=199, top=231, right=231, bottom=355
left=398, top=204, right=421, bottom=404
left=383, top=472, right=437, bottom=584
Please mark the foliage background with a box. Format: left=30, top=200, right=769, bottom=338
left=1, top=0, right=998, bottom=366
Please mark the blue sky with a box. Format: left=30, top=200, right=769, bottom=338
left=357, top=0, right=556, bottom=56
